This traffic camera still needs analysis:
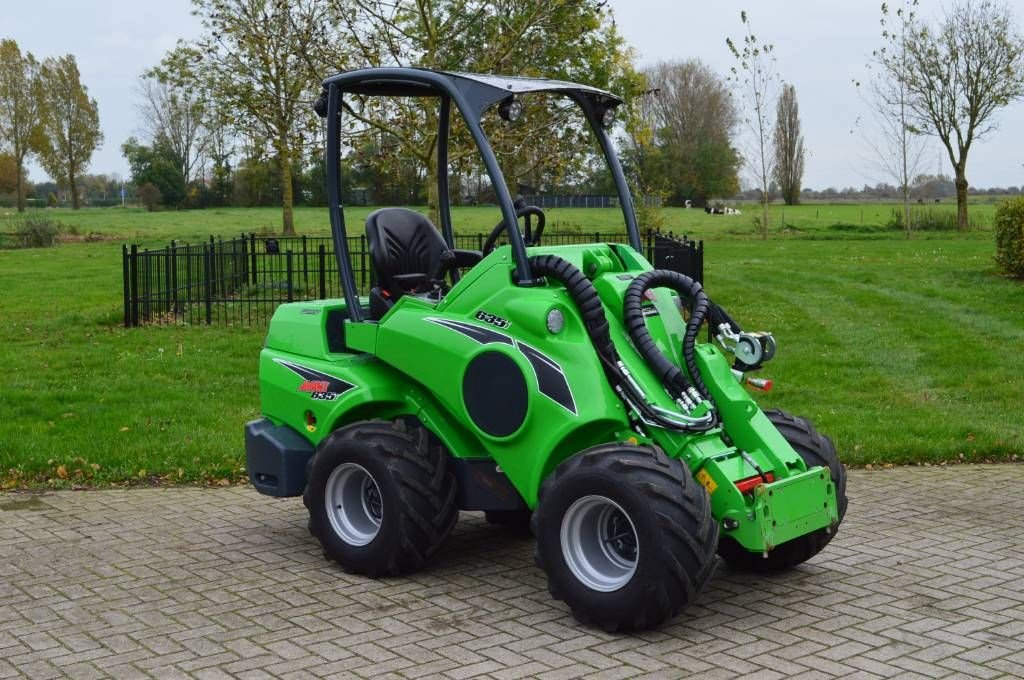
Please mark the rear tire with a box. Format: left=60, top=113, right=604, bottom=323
left=717, top=409, right=847, bottom=572
left=533, top=444, right=718, bottom=631
left=304, top=418, right=457, bottom=577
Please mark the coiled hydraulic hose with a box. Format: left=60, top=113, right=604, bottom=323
left=623, top=270, right=712, bottom=402
left=529, top=255, right=715, bottom=432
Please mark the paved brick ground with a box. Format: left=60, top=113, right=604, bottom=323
left=2, top=465, right=1023, bottom=679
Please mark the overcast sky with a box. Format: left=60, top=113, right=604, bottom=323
left=5, top=0, right=1024, bottom=189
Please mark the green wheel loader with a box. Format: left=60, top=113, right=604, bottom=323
left=245, top=68, right=847, bottom=631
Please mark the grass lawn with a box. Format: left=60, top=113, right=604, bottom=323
left=0, top=202, right=1020, bottom=488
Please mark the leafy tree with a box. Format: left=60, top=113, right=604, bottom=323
left=35, top=55, right=102, bottom=210
left=880, top=0, right=1024, bottom=231
left=122, top=137, right=186, bottom=207
left=727, top=11, right=778, bottom=238
left=635, top=60, right=740, bottom=206
left=137, top=183, right=163, bottom=212
left=772, top=83, right=804, bottom=205
left=157, top=0, right=337, bottom=234
left=329, top=0, right=641, bottom=221
left=233, top=155, right=281, bottom=207
left=0, top=40, right=44, bottom=212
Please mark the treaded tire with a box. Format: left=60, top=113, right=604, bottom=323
left=717, top=409, right=848, bottom=572
left=304, top=418, right=457, bottom=577
left=532, top=444, right=719, bottom=632
left=484, top=509, right=533, bottom=535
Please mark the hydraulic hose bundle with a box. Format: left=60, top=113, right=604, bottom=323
left=529, top=255, right=718, bottom=433
left=623, top=270, right=711, bottom=404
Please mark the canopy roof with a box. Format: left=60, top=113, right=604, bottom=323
left=321, top=67, right=622, bottom=113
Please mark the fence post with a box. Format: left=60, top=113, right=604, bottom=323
left=203, top=243, right=213, bottom=325
left=170, top=241, right=179, bottom=318
left=477, top=233, right=484, bottom=251
left=698, top=240, right=704, bottom=284
left=207, top=235, right=216, bottom=298
left=164, top=242, right=173, bottom=315
left=122, top=245, right=130, bottom=328
left=301, top=235, right=308, bottom=295
left=286, top=250, right=294, bottom=303
left=185, top=244, right=193, bottom=324
left=250, top=233, right=258, bottom=284
left=130, top=244, right=139, bottom=326
left=318, top=244, right=327, bottom=299
left=142, top=249, right=152, bottom=323
left=217, top=236, right=225, bottom=297
left=359, top=234, right=367, bottom=291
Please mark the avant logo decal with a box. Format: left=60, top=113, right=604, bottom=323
left=425, top=317, right=577, bottom=415
left=274, top=359, right=355, bottom=402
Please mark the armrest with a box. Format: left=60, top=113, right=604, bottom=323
left=451, top=249, right=483, bottom=268
left=392, top=273, right=428, bottom=291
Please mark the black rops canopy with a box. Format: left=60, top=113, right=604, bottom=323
left=316, top=67, right=640, bottom=322
left=320, top=67, right=623, bottom=119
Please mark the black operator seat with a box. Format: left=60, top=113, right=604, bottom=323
left=364, top=208, right=482, bottom=319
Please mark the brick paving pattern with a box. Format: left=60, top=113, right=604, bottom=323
left=2, top=465, right=1023, bottom=679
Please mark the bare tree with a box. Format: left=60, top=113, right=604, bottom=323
left=727, top=11, right=778, bottom=238
left=136, top=76, right=210, bottom=186
left=883, top=0, right=1024, bottom=231
left=157, top=0, right=338, bottom=235
left=858, top=0, right=929, bottom=238
left=772, top=83, right=804, bottom=205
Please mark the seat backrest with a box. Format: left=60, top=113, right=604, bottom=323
left=365, top=208, right=448, bottom=295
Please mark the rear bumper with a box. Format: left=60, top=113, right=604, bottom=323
left=244, top=418, right=315, bottom=497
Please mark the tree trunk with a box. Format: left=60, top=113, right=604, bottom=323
left=70, top=173, right=79, bottom=210
left=279, top=144, right=295, bottom=236
left=15, top=158, right=25, bottom=213
left=902, top=190, right=911, bottom=239
left=760, top=193, right=769, bottom=240
left=954, top=171, right=969, bottom=232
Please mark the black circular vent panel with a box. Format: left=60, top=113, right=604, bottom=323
left=462, top=351, right=528, bottom=438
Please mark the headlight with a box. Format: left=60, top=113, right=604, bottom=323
left=498, top=97, right=523, bottom=122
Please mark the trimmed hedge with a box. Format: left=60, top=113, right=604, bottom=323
left=994, top=197, right=1024, bottom=278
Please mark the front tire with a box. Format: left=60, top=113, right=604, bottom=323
left=717, top=409, right=848, bottom=572
left=304, top=418, right=457, bottom=577
left=533, top=444, right=718, bottom=631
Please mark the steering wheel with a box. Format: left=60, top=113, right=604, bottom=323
left=482, top=205, right=546, bottom=255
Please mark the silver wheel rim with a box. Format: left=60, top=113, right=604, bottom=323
left=325, top=463, right=383, bottom=546
left=560, top=495, right=639, bottom=592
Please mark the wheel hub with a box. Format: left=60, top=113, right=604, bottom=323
left=325, top=462, right=383, bottom=546
left=560, top=495, right=639, bottom=592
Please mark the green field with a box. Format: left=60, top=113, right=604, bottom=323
left=0, top=202, right=1020, bottom=488
left=3, top=199, right=999, bottom=245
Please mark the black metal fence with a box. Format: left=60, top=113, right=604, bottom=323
left=519, top=194, right=663, bottom=209
left=122, top=231, right=702, bottom=327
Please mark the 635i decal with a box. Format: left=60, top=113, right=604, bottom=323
left=273, top=358, right=355, bottom=402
